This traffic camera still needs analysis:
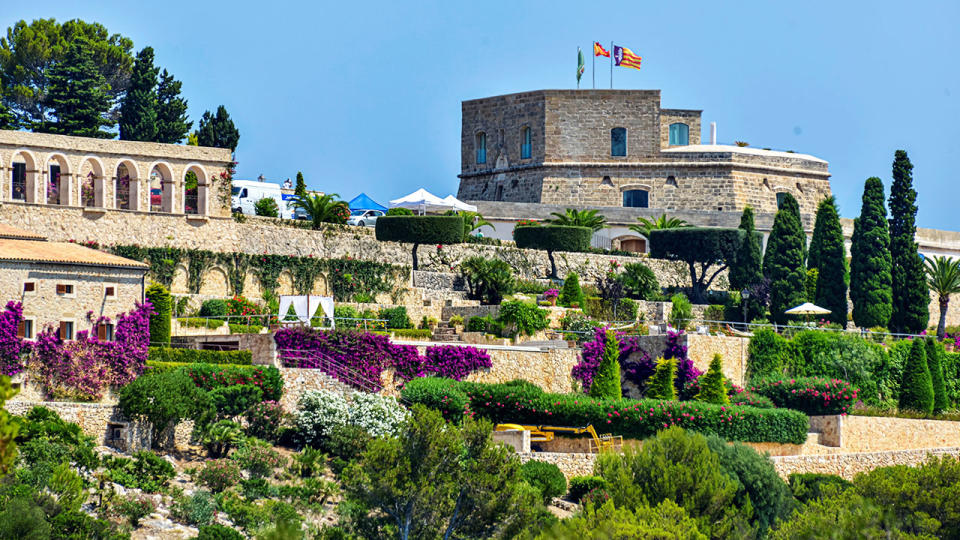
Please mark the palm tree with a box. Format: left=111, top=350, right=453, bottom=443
left=629, top=214, right=691, bottom=239
left=458, top=211, right=495, bottom=238
left=924, top=255, right=960, bottom=339
left=546, top=208, right=607, bottom=231
left=288, top=193, right=349, bottom=229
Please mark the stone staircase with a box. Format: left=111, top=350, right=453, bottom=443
left=432, top=324, right=461, bottom=342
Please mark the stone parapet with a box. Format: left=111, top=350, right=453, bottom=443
left=772, top=447, right=960, bottom=481
left=808, top=415, right=960, bottom=453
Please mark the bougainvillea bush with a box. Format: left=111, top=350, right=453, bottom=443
left=750, top=377, right=859, bottom=415
left=30, top=301, right=154, bottom=401
left=180, top=363, right=283, bottom=402
left=402, top=377, right=809, bottom=444
left=423, top=345, right=492, bottom=381
left=0, top=301, right=29, bottom=376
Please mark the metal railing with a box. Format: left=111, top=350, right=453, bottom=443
left=172, top=313, right=391, bottom=332
left=277, top=348, right=412, bottom=405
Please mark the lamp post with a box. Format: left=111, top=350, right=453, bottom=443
left=741, top=289, right=751, bottom=331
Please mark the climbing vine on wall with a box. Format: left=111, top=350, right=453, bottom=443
left=222, top=252, right=250, bottom=295
left=110, top=245, right=184, bottom=288
left=186, top=250, right=217, bottom=294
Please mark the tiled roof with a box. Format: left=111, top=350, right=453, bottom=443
left=0, top=223, right=47, bottom=241
left=0, top=238, right=148, bottom=269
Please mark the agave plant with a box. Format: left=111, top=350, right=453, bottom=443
left=288, top=193, right=349, bottom=229
left=629, top=214, right=691, bottom=239
left=546, top=208, right=608, bottom=231
left=924, top=255, right=960, bottom=339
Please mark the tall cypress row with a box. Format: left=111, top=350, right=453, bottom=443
left=119, top=47, right=159, bottom=141
left=763, top=193, right=806, bottom=325
left=729, top=206, right=763, bottom=291
left=810, top=197, right=848, bottom=327
left=888, top=150, right=929, bottom=334
left=850, top=178, right=893, bottom=329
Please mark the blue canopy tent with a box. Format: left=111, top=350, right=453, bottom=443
left=348, top=193, right=387, bottom=212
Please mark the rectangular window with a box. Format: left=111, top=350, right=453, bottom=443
left=105, top=285, right=116, bottom=298
left=669, top=123, right=690, bottom=146
left=56, top=284, right=74, bottom=295
left=19, top=319, right=33, bottom=339
left=59, top=321, right=74, bottom=341
left=98, top=323, right=115, bottom=341
left=12, top=163, right=26, bottom=201
left=623, top=189, right=649, bottom=208
left=23, top=282, right=35, bottom=293
left=48, top=164, right=61, bottom=205
left=521, top=128, right=531, bottom=159
left=476, top=133, right=486, bottom=164
left=611, top=128, right=627, bottom=156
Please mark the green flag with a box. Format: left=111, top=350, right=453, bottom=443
left=577, top=48, right=585, bottom=87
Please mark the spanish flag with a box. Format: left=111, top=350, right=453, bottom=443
left=594, top=42, right=610, bottom=58
left=613, top=45, right=642, bottom=70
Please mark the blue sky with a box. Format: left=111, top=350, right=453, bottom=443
left=9, top=1, right=960, bottom=229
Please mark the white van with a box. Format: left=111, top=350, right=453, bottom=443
left=231, top=180, right=294, bottom=219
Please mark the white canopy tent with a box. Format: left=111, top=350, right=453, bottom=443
left=441, top=195, right=477, bottom=212
left=389, top=188, right=447, bottom=214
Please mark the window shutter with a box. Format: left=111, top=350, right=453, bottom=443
left=97, top=325, right=107, bottom=340
left=23, top=282, right=34, bottom=292
left=105, top=286, right=115, bottom=297
left=16, top=321, right=24, bottom=338
left=56, top=284, right=65, bottom=294
left=59, top=321, right=67, bottom=339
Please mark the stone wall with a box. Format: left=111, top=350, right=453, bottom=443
left=5, top=400, right=152, bottom=452
left=277, top=367, right=360, bottom=412
left=627, top=333, right=748, bottom=387
left=172, top=332, right=277, bottom=366
left=517, top=452, right=597, bottom=480
left=771, top=447, right=960, bottom=481
left=809, top=415, right=960, bottom=453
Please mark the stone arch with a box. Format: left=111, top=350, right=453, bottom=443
left=243, top=269, right=263, bottom=299
left=44, top=153, right=72, bottom=206
left=77, top=156, right=106, bottom=207
left=9, top=148, right=39, bottom=203
left=277, top=271, right=294, bottom=296
left=613, top=233, right=647, bottom=253
left=311, top=273, right=329, bottom=296
left=114, top=159, right=140, bottom=211
left=170, top=264, right=189, bottom=294
left=148, top=162, right=175, bottom=213
left=199, top=266, right=230, bottom=296
left=182, top=163, right=208, bottom=215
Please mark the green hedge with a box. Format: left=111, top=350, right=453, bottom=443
left=390, top=328, right=433, bottom=339
left=750, top=377, right=858, bottom=415
left=375, top=215, right=464, bottom=244
left=148, top=347, right=252, bottom=366
left=228, top=323, right=264, bottom=334
left=177, top=318, right=226, bottom=330
left=402, top=378, right=809, bottom=444
left=513, top=225, right=592, bottom=253
left=180, top=363, right=283, bottom=402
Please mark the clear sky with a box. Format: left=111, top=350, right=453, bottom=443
left=7, top=1, right=960, bottom=229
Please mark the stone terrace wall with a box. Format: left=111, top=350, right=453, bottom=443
left=517, top=452, right=597, bottom=480
left=809, top=415, right=960, bottom=453
left=5, top=400, right=151, bottom=452
left=278, top=367, right=360, bottom=412
left=628, top=334, right=748, bottom=386
left=772, top=447, right=960, bottom=481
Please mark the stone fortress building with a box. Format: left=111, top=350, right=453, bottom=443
left=457, top=89, right=832, bottom=218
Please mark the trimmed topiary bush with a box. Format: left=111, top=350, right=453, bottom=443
left=514, top=225, right=592, bottom=279
left=375, top=215, right=463, bottom=270
left=519, top=460, right=567, bottom=503
left=559, top=272, right=584, bottom=307
left=145, top=283, right=171, bottom=346
left=899, top=338, right=934, bottom=413
left=148, top=347, right=252, bottom=366
left=199, top=299, right=228, bottom=318
left=589, top=329, right=621, bottom=399
left=646, top=357, right=677, bottom=400
left=695, top=354, right=729, bottom=404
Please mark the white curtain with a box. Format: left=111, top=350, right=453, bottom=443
left=318, top=297, right=335, bottom=328
left=280, top=295, right=335, bottom=326
left=278, top=295, right=295, bottom=322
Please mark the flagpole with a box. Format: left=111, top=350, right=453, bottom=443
left=592, top=43, right=595, bottom=89
left=577, top=47, right=580, bottom=89
left=610, top=42, right=614, bottom=89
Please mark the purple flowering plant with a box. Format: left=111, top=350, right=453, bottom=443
left=0, top=301, right=30, bottom=376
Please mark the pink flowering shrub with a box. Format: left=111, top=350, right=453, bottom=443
left=30, top=301, right=153, bottom=401
left=424, top=345, right=492, bottom=381
left=750, top=377, right=858, bottom=415
left=0, top=301, right=29, bottom=376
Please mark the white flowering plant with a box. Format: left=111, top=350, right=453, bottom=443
left=349, top=392, right=408, bottom=438
left=294, top=389, right=409, bottom=446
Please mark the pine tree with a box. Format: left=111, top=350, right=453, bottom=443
left=850, top=178, right=893, bottom=329
left=559, top=272, right=584, bottom=307
left=763, top=193, right=806, bottom=325
left=155, top=69, right=192, bottom=143
left=646, top=357, right=677, bottom=401
left=589, top=329, right=621, bottom=399
left=197, top=105, right=240, bottom=152
left=888, top=150, right=929, bottom=334
left=729, top=207, right=763, bottom=291
left=0, top=98, right=14, bottom=129
left=40, top=36, right=114, bottom=138
left=119, top=47, right=158, bottom=141
left=899, top=338, right=933, bottom=413
left=295, top=172, right=307, bottom=198
left=695, top=354, right=729, bottom=404
left=809, top=197, right=849, bottom=327
left=925, top=338, right=948, bottom=414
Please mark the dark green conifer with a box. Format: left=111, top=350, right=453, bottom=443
left=646, top=357, right=677, bottom=401
left=850, top=178, right=893, bottom=328
left=809, top=197, right=848, bottom=326
left=888, top=151, right=929, bottom=334
left=40, top=36, right=114, bottom=138
left=763, top=193, right=806, bottom=325
left=559, top=272, right=584, bottom=307
left=589, top=329, right=621, bottom=399
left=695, top=354, right=729, bottom=404
left=295, top=172, right=307, bottom=198
left=119, top=47, right=158, bottom=141
left=729, top=207, right=763, bottom=291
left=155, top=69, right=192, bottom=143
left=925, top=338, right=948, bottom=414
left=899, top=338, right=933, bottom=414
left=197, top=105, right=240, bottom=152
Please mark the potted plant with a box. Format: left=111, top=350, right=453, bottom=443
left=543, top=288, right=559, bottom=306
left=449, top=315, right=464, bottom=329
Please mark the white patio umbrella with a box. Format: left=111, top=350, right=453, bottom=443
left=441, top=195, right=477, bottom=213
left=785, top=302, right=832, bottom=325
left=389, top=188, right=447, bottom=214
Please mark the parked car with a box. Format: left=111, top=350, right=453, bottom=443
left=347, top=209, right=385, bottom=227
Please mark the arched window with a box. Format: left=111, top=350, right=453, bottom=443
left=520, top=127, right=531, bottom=159
left=623, top=189, right=649, bottom=208
left=776, top=192, right=787, bottom=209
left=47, top=163, right=62, bottom=205
left=11, top=162, right=26, bottom=201
left=150, top=167, right=164, bottom=212
left=116, top=163, right=132, bottom=210
left=475, top=132, right=486, bottom=164
left=611, top=127, right=627, bottom=156
left=669, top=123, right=689, bottom=146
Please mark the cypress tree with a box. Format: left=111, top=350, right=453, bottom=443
left=899, top=338, right=933, bottom=413
left=559, top=272, right=584, bottom=307
left=197, top=105, right=240, bottom=152
left=295, top=172, right=307, bottom=198
left=695, top=354, right=729, bottom=404
left=145, top=282, right=171, bottom=346
left=763, top=193, right=806, bottom=325
left=850, top=178, right=893, bottom=329
left=646, top=357, right=677, bottom=400
left=925, top=338, right=948, bottom=414
left=155, top=69, right=192, bottom=143
left=729, top=206, right=763, bottom=291
left=589, top=329, right=621, bottom=399
left=119, top=47, right=158, bottom=141
left=809, top=197, right=849, bottom=327
left=888, top=150, right=929, bottom=334
left=40, top=36, right=114, bottom=138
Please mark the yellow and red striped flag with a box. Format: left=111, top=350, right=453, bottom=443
left=613, top=45, right=642, bottom=70
left=594, top=42, right=610, bottom=58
